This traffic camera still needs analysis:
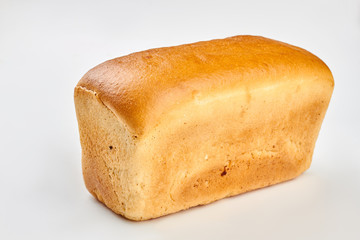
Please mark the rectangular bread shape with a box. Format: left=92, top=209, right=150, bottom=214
left=74, top=35, right=334, bottom=220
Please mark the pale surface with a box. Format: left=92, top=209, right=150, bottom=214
left=0, top=0, right=359, bottom=239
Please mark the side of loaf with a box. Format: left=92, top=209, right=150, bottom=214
left=74, top=35, right=334, bottom=220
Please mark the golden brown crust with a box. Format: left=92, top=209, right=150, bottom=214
left=74, top=35, right=334, bottom=220
left=77, top=35, right=334, bottom=135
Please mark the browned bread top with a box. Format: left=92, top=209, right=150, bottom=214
left=77, top=35, right=334, bottom=135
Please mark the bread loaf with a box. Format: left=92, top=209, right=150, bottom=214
left=74, top=35, right=334, bottom=220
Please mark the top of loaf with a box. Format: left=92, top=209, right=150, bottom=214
left=76, top=35, right=334, bottom=135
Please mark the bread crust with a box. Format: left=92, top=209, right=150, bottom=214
left=74, top=35, right=334, bottom=220
left=77, top=35, right=333, bottom=135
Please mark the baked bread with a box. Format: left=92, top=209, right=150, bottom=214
left=74, top=35, right=334, bottom=220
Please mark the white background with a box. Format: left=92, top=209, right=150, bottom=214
left=1, top=0, right=360, bottom=239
